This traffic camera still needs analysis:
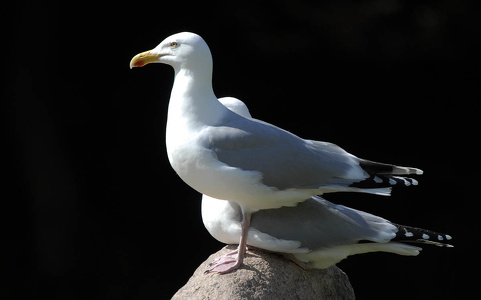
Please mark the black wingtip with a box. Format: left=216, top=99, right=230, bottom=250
left=359, top=159, right=423, bottom=175
left=351, top=159, right=423, bottom=190
left=393, top=224, right=453, bottom=247
left=349, top=174, right=419, bottom=189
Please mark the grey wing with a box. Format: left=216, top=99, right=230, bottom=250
left=251, top=196, right=397, bottom=250
left=205, top=116, right=359, bottom=190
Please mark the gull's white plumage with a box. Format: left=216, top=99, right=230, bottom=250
left=130, top=32, right=432, bottom=273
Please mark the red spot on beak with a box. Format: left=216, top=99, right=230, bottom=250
left=133, top=60, right=146, bottom=67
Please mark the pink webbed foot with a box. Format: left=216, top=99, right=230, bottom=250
left=208, top=250, right=238, bottom=265
left=205, top=248, right=245, bottom=274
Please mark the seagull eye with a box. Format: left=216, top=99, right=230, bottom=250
left=170, top=42, right=179, bottom=48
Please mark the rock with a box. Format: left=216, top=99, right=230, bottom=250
left=171, top=245, right=355, bottom=300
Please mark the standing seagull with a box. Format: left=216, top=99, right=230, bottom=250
left=130, top=32, right=423, bottom=273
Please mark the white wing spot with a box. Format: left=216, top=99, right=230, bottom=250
left=438, top=235, right=444, bottom=241
left=404, top=231, right=414, bottom=237
left=445, top=235, right=452, bottom=240
left=394, top=176, right=410, bottom=186
left=422, top=234, right=430, bottom=240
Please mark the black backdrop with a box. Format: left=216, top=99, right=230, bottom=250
left=4, top=1, right=479, bottom=299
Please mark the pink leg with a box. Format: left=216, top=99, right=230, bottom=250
left=205, top=211, right=252, bottom=274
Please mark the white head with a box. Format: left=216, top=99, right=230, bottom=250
left=130, top=32, right=212, bottom=71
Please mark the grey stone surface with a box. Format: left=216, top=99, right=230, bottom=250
left=171, top=245, right=355, bottom=300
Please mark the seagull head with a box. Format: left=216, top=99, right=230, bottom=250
left=130, top=32, right=212, bottom=70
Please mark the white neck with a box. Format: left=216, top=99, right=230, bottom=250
left=167, top=62, right=228, bottom=127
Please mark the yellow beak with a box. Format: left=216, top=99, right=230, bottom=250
left=129, top=50, right=162, bottom=69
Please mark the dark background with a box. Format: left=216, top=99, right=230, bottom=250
left=4, top=0, right=479, bottom=299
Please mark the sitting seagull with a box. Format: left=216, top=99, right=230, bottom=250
left=201, top=97, right=452, bottom=272
left=131, top=32, right=426, bottom=273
